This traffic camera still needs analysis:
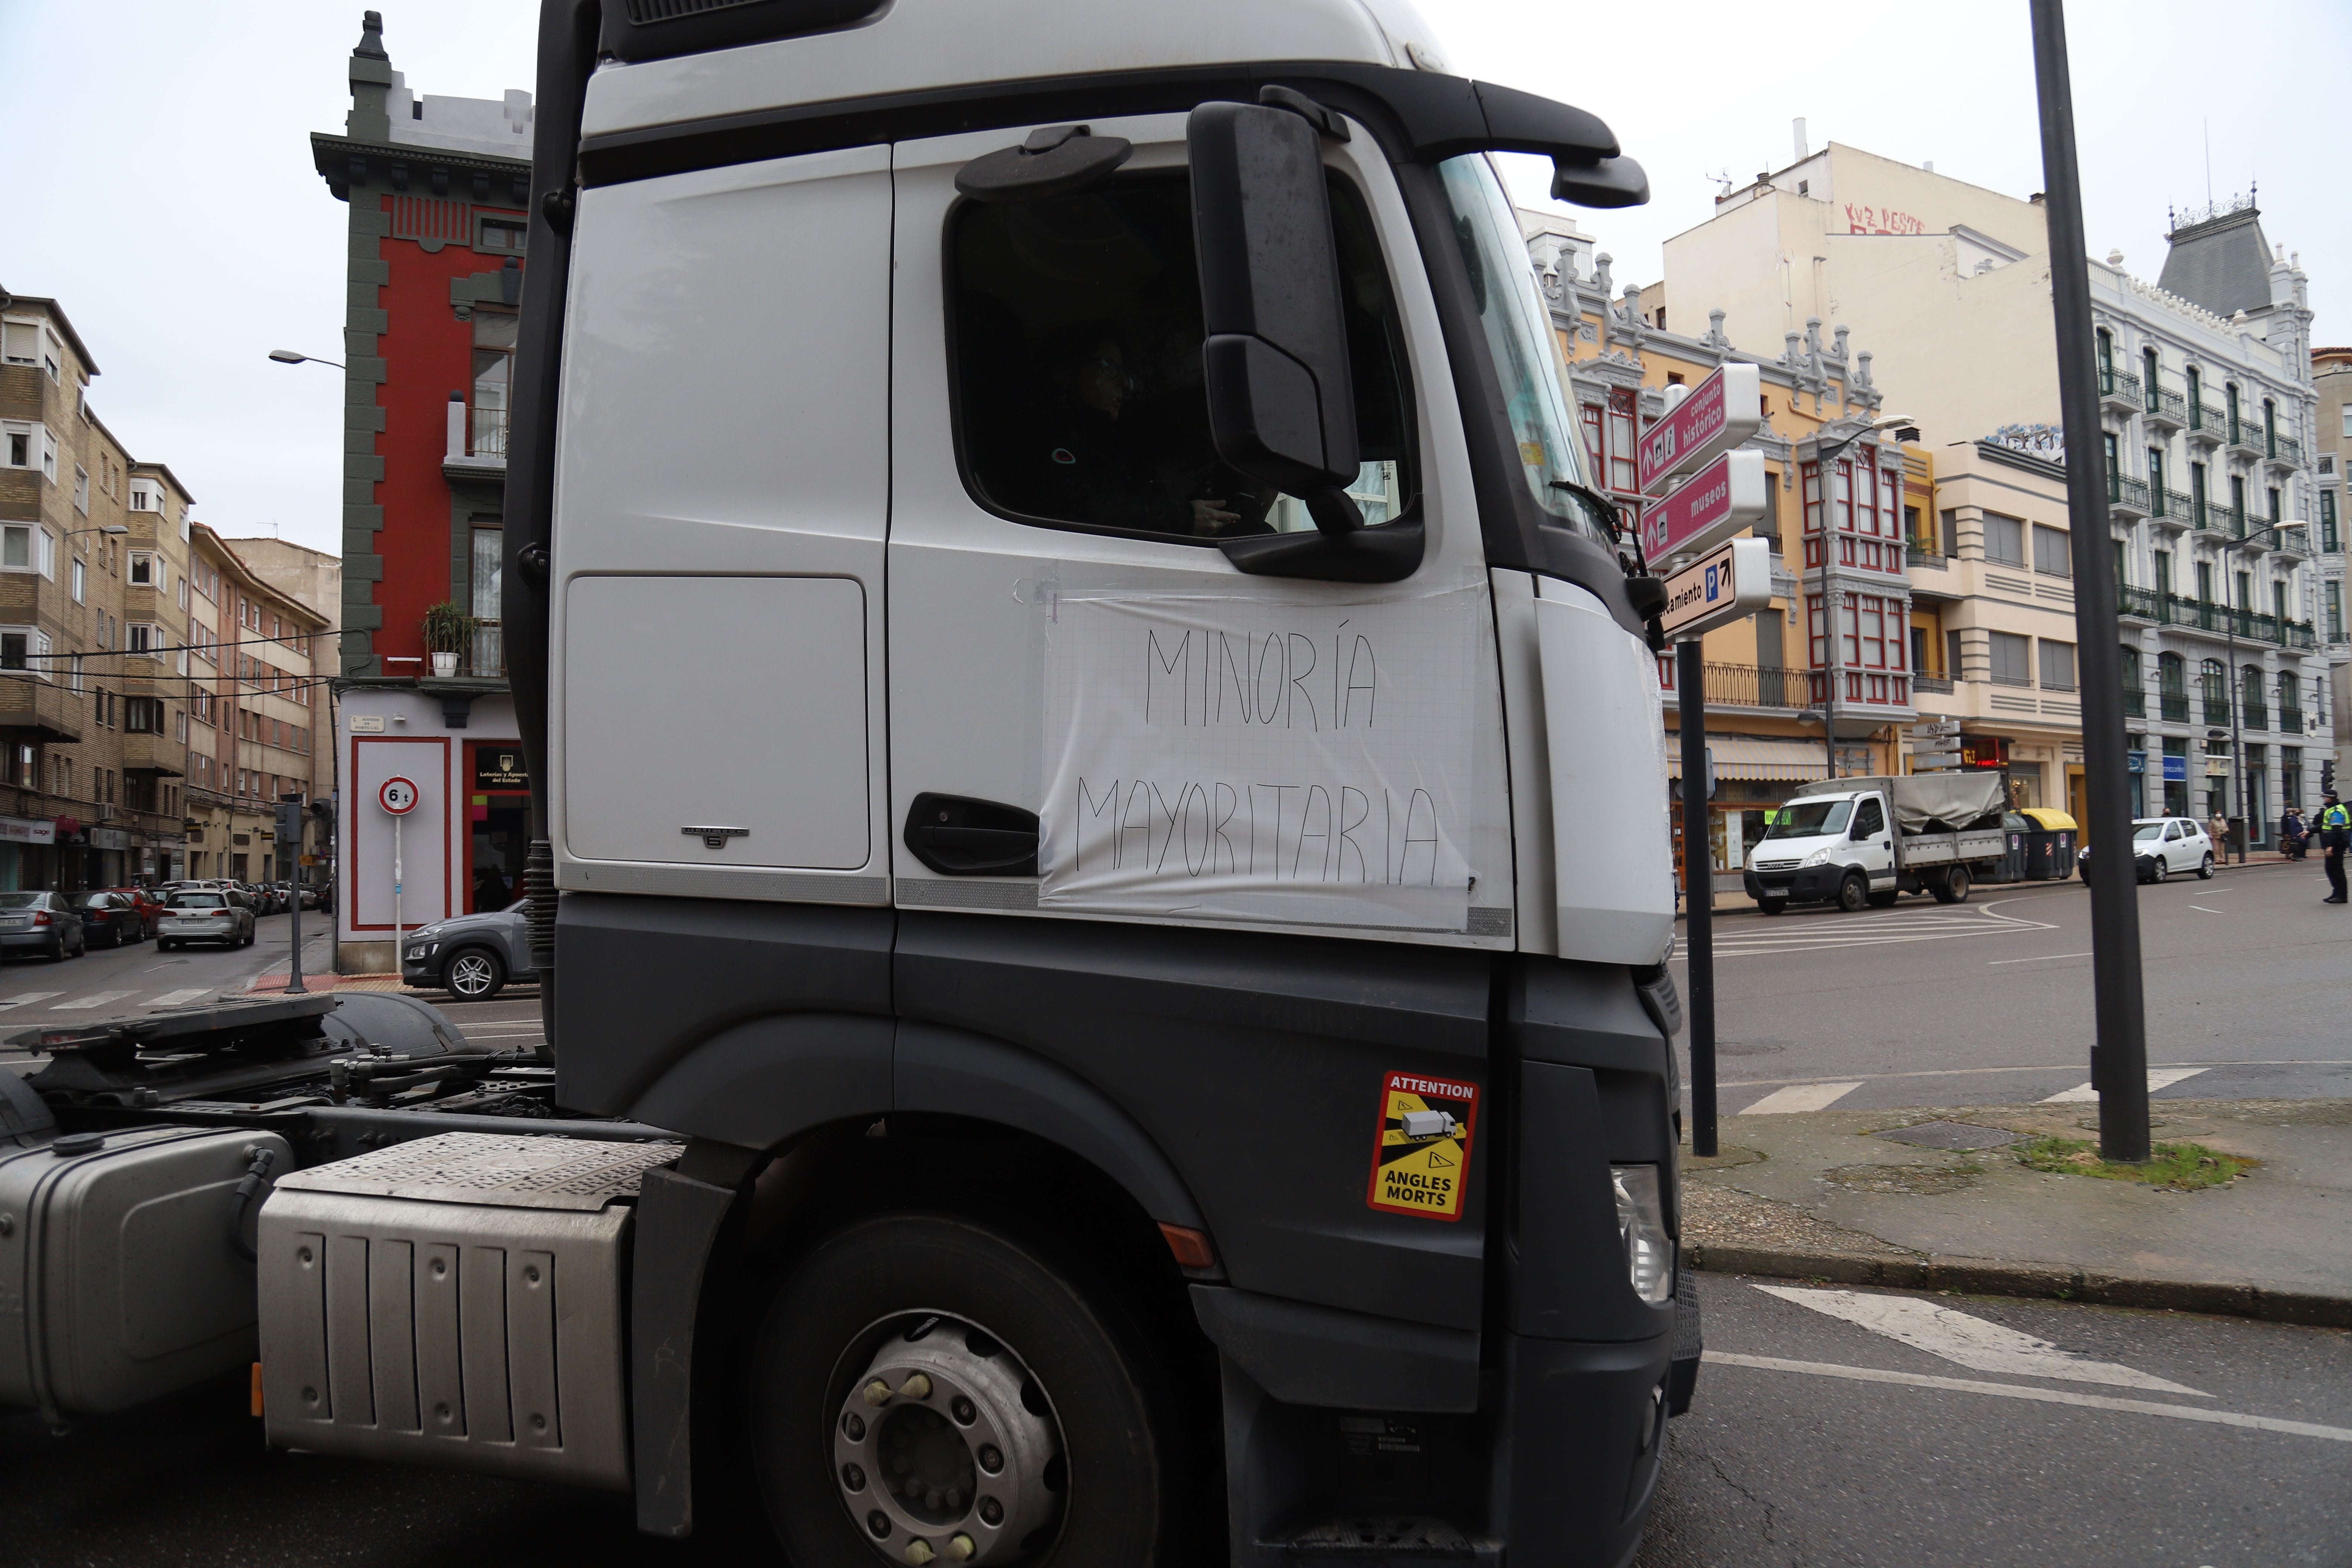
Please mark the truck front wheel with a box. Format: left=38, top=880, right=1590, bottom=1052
left=1836, top=874, right=1870, bottom=913
left=749, top=1213, right=1171, bottom=1568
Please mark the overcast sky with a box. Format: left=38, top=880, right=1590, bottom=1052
left=2, top=0, right=2343, bottom=557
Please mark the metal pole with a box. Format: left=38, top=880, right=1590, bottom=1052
left=2031, top=0, right=2150, bottom=1162
left=392, top=811, right=403, bottom=966
left=2226, top=548, right=2245, bottom=862
left=1818, top=494, right=1839, bottom=781
left=286, top=805, right=306, bottom=996
left=1677, top=639, right=1719, bottom=1157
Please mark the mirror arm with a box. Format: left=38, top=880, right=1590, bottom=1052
left=1303, top=486, right=1363, bottom=536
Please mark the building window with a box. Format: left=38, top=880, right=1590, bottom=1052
left=2187, top=366, right=2203, bottom=425
left=127, top=622, right=160, bottom=655
left=2268, top=486, right=2282, bottom=527
left=71, top=557, right=85, bottom=603
left=2094, top=327, right=2113, bottom=393
left=1987, top=631, right=2032, bottom=686
left=475, top=215, right=528, bottom=253
left=0, top=524, right=36, bottom=573
left=128, top=551, right=155, bottom=586
left=2153, top=548, right=2172, bottom=597
left=2230, top=473, right=2246, bottom=524
left=1982, top=513, right=2025, bottom=566
left=2329, top=582, right=2344, bottom=642
left=125, top=696, right=163, bottom=733
left=2323, top=490, right=2340, bottom=553
left=2031, top=523, right=2072, bottom=577
left=129, top=480, right=158, bottom=511
left=73, top=466, right=88, bottom=513
left=2225, top=383, right=2241, bottom=443
left=2038, top=639, right=2076, bottom=692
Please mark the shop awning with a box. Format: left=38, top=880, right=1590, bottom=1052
left=1665, top=736, right=1830, bottom=782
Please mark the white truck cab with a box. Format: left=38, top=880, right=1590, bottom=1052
left=3, top=7, right=1700, bottom=1568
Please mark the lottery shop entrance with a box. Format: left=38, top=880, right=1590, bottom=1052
left=464, top=741, right=531, bottom=913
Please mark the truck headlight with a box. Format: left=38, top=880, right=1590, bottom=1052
left=1799, top=846, right=1835, bottom=868
left=1610, top=1165, right=1674, bottom=1304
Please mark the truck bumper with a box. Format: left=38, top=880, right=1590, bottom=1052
left=1497, top=1329, right=1679, bottom=1568
left=1743, top=865, right=1842, bottom=903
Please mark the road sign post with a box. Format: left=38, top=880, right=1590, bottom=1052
left=378, top=776, right=420, bottom=968
left=276, top=793, right=308, bottom=994
left=1658, top=536, right=1774, bottom=1159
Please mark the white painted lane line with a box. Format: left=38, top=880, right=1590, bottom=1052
left=1713, top=1060, right=2352, bottom=1090
left=1739, top=1081, right=1863, bottom=1115
left=1705, top=1353, right=2352, bottom=1443
left=49, top=990, right=136, bottom=1011
left=2043, top=1067, right=2210, bottom=1103
left=1988, top=951, right=2095, bottom=965
left=0, top=992, right=63, bottom=1011
left=2188, top=905, right=2226, bottom=914
left=1752, top=1285, right=2205, bottom=1395
left=147, top=988, right=217, bottom=1007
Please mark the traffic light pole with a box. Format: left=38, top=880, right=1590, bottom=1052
left=278, top=791, right=308, bottom=995
left=2031, top=0, right=2150, bottom=1161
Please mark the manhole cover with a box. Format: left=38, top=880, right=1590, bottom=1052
left=1873, top=1121, right=2023, bottom=1152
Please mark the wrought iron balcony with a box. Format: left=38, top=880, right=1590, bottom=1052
left=2107, top=473, right=2150, bottom=518
left=2147, top=486, right=2195, bottom=525
left=2118, top=584, right=2169, bottom=622
left=2202, top=695, right=2232, bottom=726
left=1906, top=540, right=1949, bottom=570
left=2121, top=686, right=2146, bottom=718
left=2144, top=384, right=2187, bottom=429
left=2186, top=401, right=2226, bottom=443
left=2098, top=367, right=2142, bottom=413
left=2280, top=706, right=2306, bottom=732
left=2228, top=416, right=2263, bottom=456
left=2160, top=692, right=2191, bottom=723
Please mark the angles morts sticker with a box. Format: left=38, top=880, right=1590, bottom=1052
left=1366, top=1070, right=1479, bottom=1221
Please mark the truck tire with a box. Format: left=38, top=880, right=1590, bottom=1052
left=749, top=1213, right=1171, bottom=1568
left=1931, top=866, right=1971, bottom=904
left=1757, top=897, right=1787, bottom=916
left=1835, top=873, right=1870, bottom=913
left=1866, top=888, right=1900, bottom=908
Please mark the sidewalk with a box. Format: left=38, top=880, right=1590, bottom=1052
left=1680, top=1096, right=2351, bottom=1326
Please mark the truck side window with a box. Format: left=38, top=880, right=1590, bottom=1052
left=948, top=170, right=1416, bottom=544
left=1852, top=799, right=1885, bottom=838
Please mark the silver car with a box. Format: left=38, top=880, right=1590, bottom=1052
left=159, top=890, right=256, bottom=949
left=401, top=897, right=535, bottom=1000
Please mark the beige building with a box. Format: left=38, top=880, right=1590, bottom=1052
left=182, top=525, right=331, bottom=886
left=224, top=534, right=340, bottom=839
left=1, top=290, right=198, bottom=886
left=2313, top=345, right=2349, bottom=745
left=1661, top=144, right=2330, bottom=840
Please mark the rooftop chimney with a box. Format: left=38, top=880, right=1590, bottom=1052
left=1793, top=118, right=1808, bottom=163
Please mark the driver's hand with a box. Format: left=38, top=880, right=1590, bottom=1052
left=1192, top=498, right=1242, bottom=534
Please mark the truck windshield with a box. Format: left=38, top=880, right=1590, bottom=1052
left=1435, top=154, right=1613, bottom=546
left=1763, top=799, right=1852, bottom=839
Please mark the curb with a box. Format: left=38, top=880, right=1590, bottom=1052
left=1684, top=1242, right=2352, bottom=1329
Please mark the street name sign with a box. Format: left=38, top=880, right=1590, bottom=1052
left=1638, top=363, right=1762, bottom=494
left=1639, top=448, right=1768, bottom=564
left=1660, top=536, right=1774, bottom=641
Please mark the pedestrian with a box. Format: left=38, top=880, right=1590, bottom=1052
left=2207, top=809, right=2229, bottom=864
left=2282, top=806, right=2308, bottom=861
left=2320, top=792, right=2350, bottom=905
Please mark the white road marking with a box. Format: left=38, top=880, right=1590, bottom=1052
left=1752, top=1285, right=2206, bottom=1395
left=1988, top=950, right=2095, bottom=965
left=1706, top=1353, right=2351, bottom=1443
left=50, top=990, right=136, bottom=1011
left=1712, top=905, right=2059, bottom=957
left=0, top=992, right=63, bottom=1011
left=147, top=988, right=217, bottom=1007
left=2188, top=905, right=2226, bottom=914
left=1739, top=1081, right=1863, bottom=1115
left=2043, top=1067, right=2210, bottom=1103
left=1713, top=1060, right=2352, bottom=1090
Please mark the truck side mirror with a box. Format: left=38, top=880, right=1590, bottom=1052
left=1188, top=100, right=1360, bottom=518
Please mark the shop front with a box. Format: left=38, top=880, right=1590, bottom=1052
left=0, top=816, right=56, bottom=891
left=465, top=741, right=530, bottom=912
left=1667, top=735, right=1832, bottom=898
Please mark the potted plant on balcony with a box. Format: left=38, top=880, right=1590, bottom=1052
left=423, top=601, right=473, bottom=678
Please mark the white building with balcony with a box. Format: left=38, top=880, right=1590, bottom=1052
left=2095, top=201, right=2328, bottom=836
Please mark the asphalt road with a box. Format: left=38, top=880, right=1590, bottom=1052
left=5, top=1272, right=2342, bottom=1567
left=1680, top=859, right=2352, bottom=1115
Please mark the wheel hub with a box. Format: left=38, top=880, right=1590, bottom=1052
left=834, top=1317, right=1059, bottom=1565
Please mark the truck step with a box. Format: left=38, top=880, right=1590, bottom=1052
left=1285, top=1517, right=1476, bottom=1562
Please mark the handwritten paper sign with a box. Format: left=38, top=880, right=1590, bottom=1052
left=1039, top=588, right=1480, bottom=931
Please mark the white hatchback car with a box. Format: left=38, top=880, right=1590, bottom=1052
left=2130, top=816, right=2216, bottom=882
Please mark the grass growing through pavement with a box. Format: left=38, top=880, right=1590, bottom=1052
left=2011, top=1135, right=2257, bottom=1191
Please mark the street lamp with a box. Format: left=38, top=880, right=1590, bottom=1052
left=268, top=349, right=345, bottom=370
left=2209, top=516, right=2307, bottom=863
left=63, top=525, right=130, bottom=540
left=1803, top=415, right=1918, bottom=783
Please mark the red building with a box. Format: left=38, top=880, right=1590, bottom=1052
left=310, top=11, right=533, bottom=971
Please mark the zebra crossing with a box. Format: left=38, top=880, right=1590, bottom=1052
left=1709, top=903, right=2059, bottom=957
left=0, top=983, right=237, bottom=1029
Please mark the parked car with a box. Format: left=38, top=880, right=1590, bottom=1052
left=400, top=897, right=535, bottom=1000
left=78, top=891, right=149, bottom=948
left=103, top=885, right=167, bottom=937
left=0, top=891, right=86, bottom=960
left=2076, top=817, right=2215, bottom=885
left=158, top=890, right=256, bottom=950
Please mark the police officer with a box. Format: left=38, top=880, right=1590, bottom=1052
left=2320, top=791, right=2351, bottom=904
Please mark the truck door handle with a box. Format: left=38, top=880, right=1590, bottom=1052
left=904, top=793, right=1039, bottom=877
